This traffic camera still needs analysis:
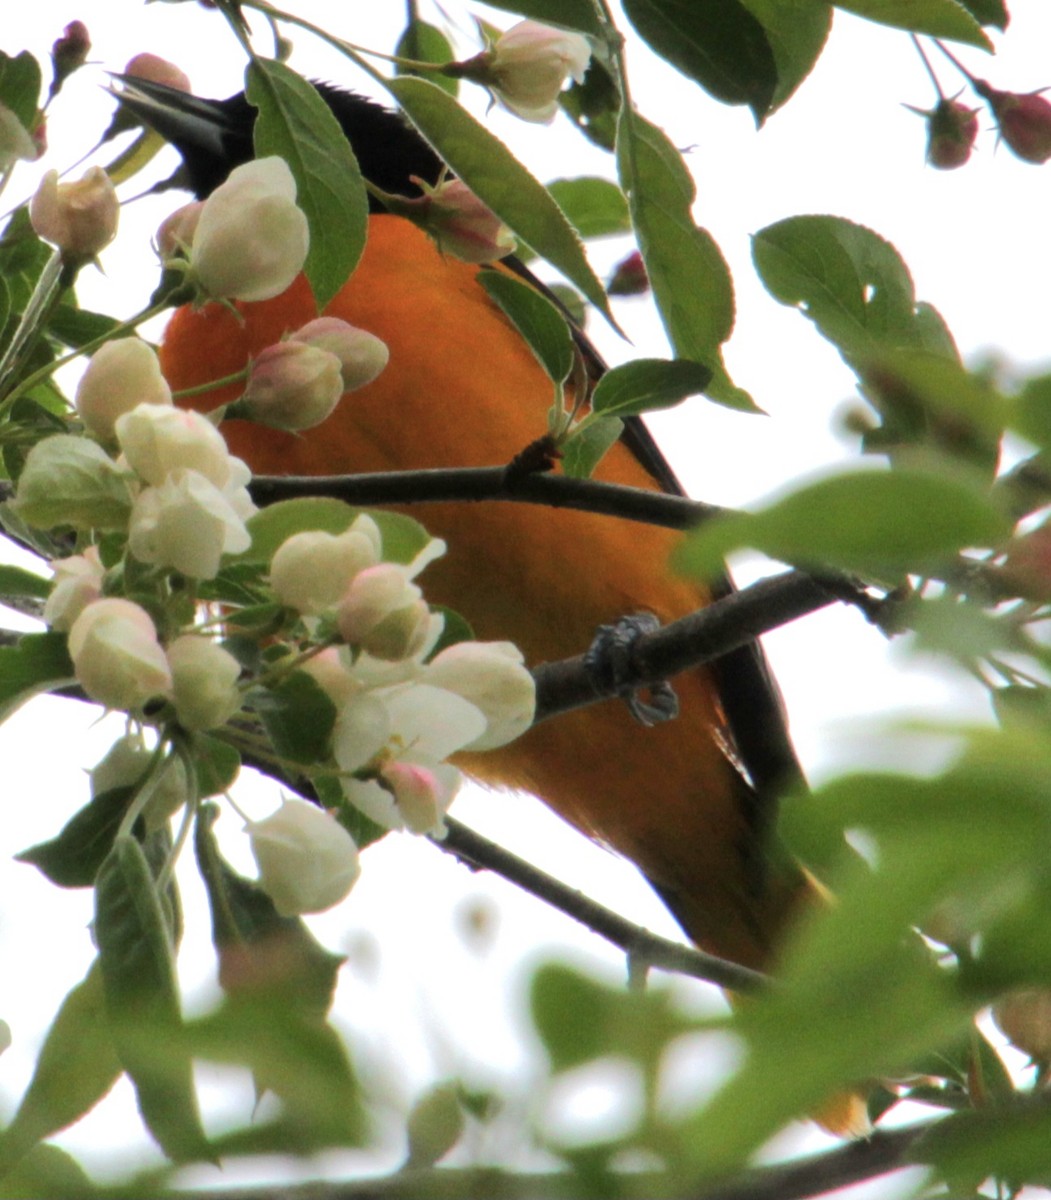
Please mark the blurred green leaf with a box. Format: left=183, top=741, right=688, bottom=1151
left=396, top=20, right=458, bottom=95
left=95, top=836, right=210, bottom=1162
left=676, top=467, right=1010, bottom=583
left=247, top=59, right=367, bottom=311
left=591, top=357, right=712, bottom=418
left=913, top=1102, right=1051, bottom=1193
left=191, top=733, right=241, bottom=799
left=622, top=0, right=778, bottom=120
left=17, top=785, right=137, bottom=888
left=561, top=415, right=624, bottom=479
left=0, top=632, right=73, bottom=725
left=833, top=0, right=991, bottom=46
left=738, top=0, right=832, bottom=111
left=957, top=0, right=1008, bottom=27
left=0, top=563, right=49, bottom=601
left=560, top=59, right=620, bottom=151
left=547, top=177, right=631, bottom=243
left=252, top=670, right=337, bottom=765
left=478, top=270, right=575, bottom=384
left=0, top=51, right=41, bottom=130
left=387, top=76, right=615, bottom=326
left=0, top=962, right=121, bottom=1175
left=618, top=111, right=751, bottom=409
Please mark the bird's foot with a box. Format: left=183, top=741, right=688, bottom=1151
left=584, top=612, right=679, bottom=727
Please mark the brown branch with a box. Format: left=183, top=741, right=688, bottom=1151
left=438, top=816, right=767, bottom=994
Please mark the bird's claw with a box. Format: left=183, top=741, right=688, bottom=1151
left=584, top=612, right=679, bottom=727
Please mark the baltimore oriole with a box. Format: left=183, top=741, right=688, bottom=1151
left=119, top=77, right=816, bottom=976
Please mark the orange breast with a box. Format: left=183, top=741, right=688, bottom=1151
left=160, top=214, right=794, bottom=966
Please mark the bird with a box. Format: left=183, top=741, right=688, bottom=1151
left=116, top=73, right=818, bottom=979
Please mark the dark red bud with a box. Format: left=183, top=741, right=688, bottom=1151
left=49, top=21, right=91, bottom=98
left=925, top=98, right=979, bottom=170
left=607, top=250, right=649, bottom=297
left=974, top=78, right=1051, bottom=164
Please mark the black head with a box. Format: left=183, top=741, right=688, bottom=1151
left=114, top=76, right=444, bottom=208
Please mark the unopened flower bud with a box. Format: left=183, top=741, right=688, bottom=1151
left=128, top=468, right=251, bottom=579
left=124, top=53, right=192, bottom=94
left=451, top=19, right=591, bottom=124
left=298, top=647, right=359, bottom=707
left=406, top=177, right=515, bottom=264
left=0, top=104, right=36, bottom=171
left=68, top=598, right=172, bottom=711
left=240, top=342, right=344, bottom=431
left=337, top=564, right=431, bottom=660
left=30, top=166, right=119, bottom=263
left=167, top=635, right=242, bottom=730
left=270, top=522, right=380, bottom=615
left=156, top=201, right=203, bottom=261
left=424, top=641, right=536, bottom=750
left=50, top=21, right=91, bottom=97
left=76, top=338, right=173, bottom=441
left=607, top=250, right=650, bottom=296
left=190, top=158, right=309, bottom=302
left=290, top=318, right=389, bottom=393
left=44, top=547, right=105, bottom=631
left=115, top=402, right=233, bottom=488
left=380, top=761, right=444, bottom=835
left=247, top=797, right=360, bottom=916
left=914, top=98, right=979, bottom=170
left=90, top=735, right=190, bottom=831
left=974, top=78, right=1051, bottom=164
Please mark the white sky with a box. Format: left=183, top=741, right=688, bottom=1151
left=1, top=0, right=1049, bottom=1191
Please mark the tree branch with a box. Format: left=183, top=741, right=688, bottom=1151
left=437, top=816, right=767, bottom=994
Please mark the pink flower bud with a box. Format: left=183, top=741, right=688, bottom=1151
left=270, top=522, right=380, bottom=615
left=68, top=598, right=173, bottom=711
left=922, top=98, right=979, bottom=170
left=76, top=338, right=173, bottom=441
left=379, top=761, right=444, bottom=835
left=44, top=547, right=105, bottom=632
left=407, top=177, right=515, bottom=264
left=298, top=647, right=358, bottom=707
left=190, top=158, right=309, bottom=302
left=974, top=78, right=1051, bottom=164
left=607, top=250, right=650, bottom=296
left=240, top=342, right=344, bottom=432
left=167, top=634, right=242, bottom=730
left=454, top=20, right=592, bottom=124
left=123, top=53, right=191, bottom=94
left=290, top=318, right=389, bottom=393
left=247, top=798, right=360, bottom=916
left=156, top=201, right=203, bottom=261
left=50, top=21, right=91, bottom=95
left=337, top=564, right=431, bottom=660
left=30, top=166, right=119, bottom=263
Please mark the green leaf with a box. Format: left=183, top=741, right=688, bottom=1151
left=396, top=20, right=458, bottom=96
left=246, top=59, right=367, bottom=311
left=622, top=0, right=778, bottom=120
left=560, top=416, right=624, bottom=480
left=753, top=215, right=921, bottom=359
left=47, top=303, right=120, bottom=350
left=956, top=0, right=1008, bottom=27
left=0, top=51, right=41, bottom=130
left=0, top=209, right=51, bottom=317
left=0, top=962, right=121, bottom=1174
left=386, top=76, right=615, bottom=326
left=478, top=270, right=574, bottom=384
left=675, top=467, right=1011, bottom=583
left=478, top=0, right=602, bottom=33
left=832, top=0, right=991, bottom=47
left=617, top=111, right=752, bottom=410
left=0, top=1143, right=94, bottom=1197
left=1011, top=372, right=1051, bottom=450
left=914, top=1103, right=1051, bottom=1193
left=95, top=836, right=210, bottom=1162
left=547, top=177, right=632, bottom=242
left=0, top=632, right=73, bottom=725
left=252, top=670, right=337, bottom=765
left=13, top=435, right=133, bottom=533
left=17, top=785, right=137, bottom=888
left=737, top=0, right=833, bottom=111
left=194, top=805, right=345, bottom=1022
left=591, top=357, right=712, bottom=418
left=241, top=498, right=432, bottom=567
left=559, top=58, right=620, bottom=152
left=191, top=733, right=241, bottom=798
left=0, top=563, right=49, bottom=602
